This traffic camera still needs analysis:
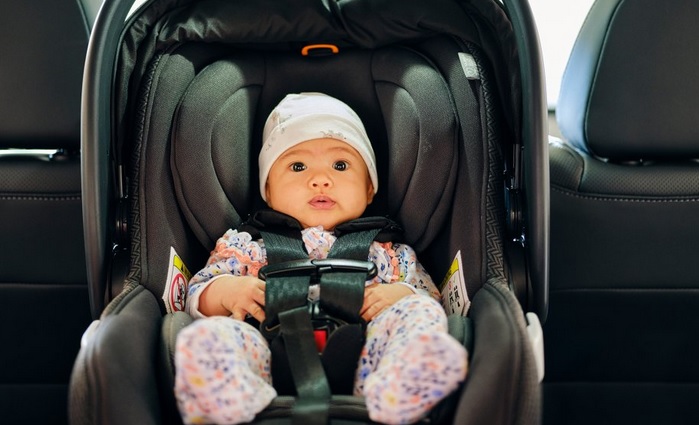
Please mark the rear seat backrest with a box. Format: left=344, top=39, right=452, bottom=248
left=0, top=1, right=98, bottom=423
left=545, top=0, right=699, bottom=424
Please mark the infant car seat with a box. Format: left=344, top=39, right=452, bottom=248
left=69, top=0, right=549, bottom=424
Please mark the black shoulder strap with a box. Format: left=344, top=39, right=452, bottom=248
left=256, top=209, right=397, bottom=335
left=239, top=209, right=302, bottom=240
left=319, top=227, right=382, bottom=323
left=251, top=208, right=402, bottom=327
left=333, top=215, right=403, bottom=243
left=242, top=209, right=403, bottom=242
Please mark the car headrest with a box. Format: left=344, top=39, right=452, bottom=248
left=0, top=1, right=89, bottom=149
left=556, top=0, right=699, bottom=160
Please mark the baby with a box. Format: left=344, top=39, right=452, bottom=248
left=175, top=92, right=468, bottom=424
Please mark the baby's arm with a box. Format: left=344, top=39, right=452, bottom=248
left=186, top=229, right=267, bottom=321
left=198, top=275, right=266, bottom=321
left=360, top=283, right=414, bottom=321
left=360, top=242, right=439, bottom=321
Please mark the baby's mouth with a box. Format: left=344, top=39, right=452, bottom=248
left=309, top=195, right=336, bottom=209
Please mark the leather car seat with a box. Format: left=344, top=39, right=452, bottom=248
left=0, top=1, right=101, bottom=423
left=545, top=0, right=699, bottom=423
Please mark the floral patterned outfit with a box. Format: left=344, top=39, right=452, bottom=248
left=175, top=226, right=468, bottom=425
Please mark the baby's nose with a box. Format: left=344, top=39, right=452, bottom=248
left=310, top=173, right=332, bottom=188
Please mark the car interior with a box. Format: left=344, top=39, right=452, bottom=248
left=5, top=0, right=696, bottom=424
left=67, top=0, right=548, bottom=424
left=0, top=1, right=100, bottom=424
left=544, top=0, right=699, bottom=424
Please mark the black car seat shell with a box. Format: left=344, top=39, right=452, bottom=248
left=546, top=0, right=699, bottom=424
left=70, top=0, right=548, bottom=423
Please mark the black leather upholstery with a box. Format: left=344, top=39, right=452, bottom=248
left=545, top=1, right=699, bottom=423
left=0, top=1, right=100, bottom=423
left=556, top=0, right=699, bottom=159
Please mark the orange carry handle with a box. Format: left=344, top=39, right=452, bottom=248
left=301, top=44, right=339, bottom=56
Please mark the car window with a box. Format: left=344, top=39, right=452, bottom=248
left=529, top=0, right=594, bottom=109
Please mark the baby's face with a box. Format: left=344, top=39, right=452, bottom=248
left=265, top=138, right=374, bottom=230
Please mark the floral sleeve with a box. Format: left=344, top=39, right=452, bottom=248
left=185, top=229, right=267, bottom=316
left=368, top=242, right=441, bottom=301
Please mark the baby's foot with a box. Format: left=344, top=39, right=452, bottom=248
left=175, top=318, right=277, bottom=424
left=363, top=332, right=468, bottom=424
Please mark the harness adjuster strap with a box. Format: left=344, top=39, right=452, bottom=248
left=279, top=306, right=331, bottom=425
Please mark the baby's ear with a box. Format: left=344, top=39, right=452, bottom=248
left=265, top=184, right=272, bottom=206
left=366, top=182, right=375, bottom=205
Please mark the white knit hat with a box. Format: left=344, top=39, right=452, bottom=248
left=259, top=92, right=378, bottom=201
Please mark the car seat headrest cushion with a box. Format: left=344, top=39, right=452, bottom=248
left=556, top=0, right=699, bottom=160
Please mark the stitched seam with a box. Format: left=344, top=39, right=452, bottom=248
left=545, top=381, right=699, bottom=386
left=0, top=195, right=81, bottom=201
left=551, top=288, right=699, bottom=293
left=552, top=186, right=699, bottom=203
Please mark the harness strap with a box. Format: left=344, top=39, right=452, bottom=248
left=253, top=210, right=399, bottom=423
left=259, top=228, right=309, bottom=336
left=279, top=306, right=331, bottom=425
left=260, top=229, right=331, bottom=421
left=259, top=227, right=306, bottom=262
left=319, top=228, right=382, bottom=323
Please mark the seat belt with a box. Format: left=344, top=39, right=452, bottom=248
left=254, top=211, right=388, bottom=424
left=259, top=228, right=330, bottom=425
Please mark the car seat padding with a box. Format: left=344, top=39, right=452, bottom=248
left=170, top=46, right=458, bottom=253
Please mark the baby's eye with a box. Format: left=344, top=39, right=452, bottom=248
left=291, top=162, right=307, bottom=172
left=333, top=160, right=348, bottom=171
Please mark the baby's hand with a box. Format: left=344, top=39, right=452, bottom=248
left=198, top=275, right=266, bottom=322
left=360, top=283, right=414, bottom=322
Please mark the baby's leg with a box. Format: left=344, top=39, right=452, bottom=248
left=356, top=294, right=468, bottom=425
left=175, top=316, right=276, bottom=424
